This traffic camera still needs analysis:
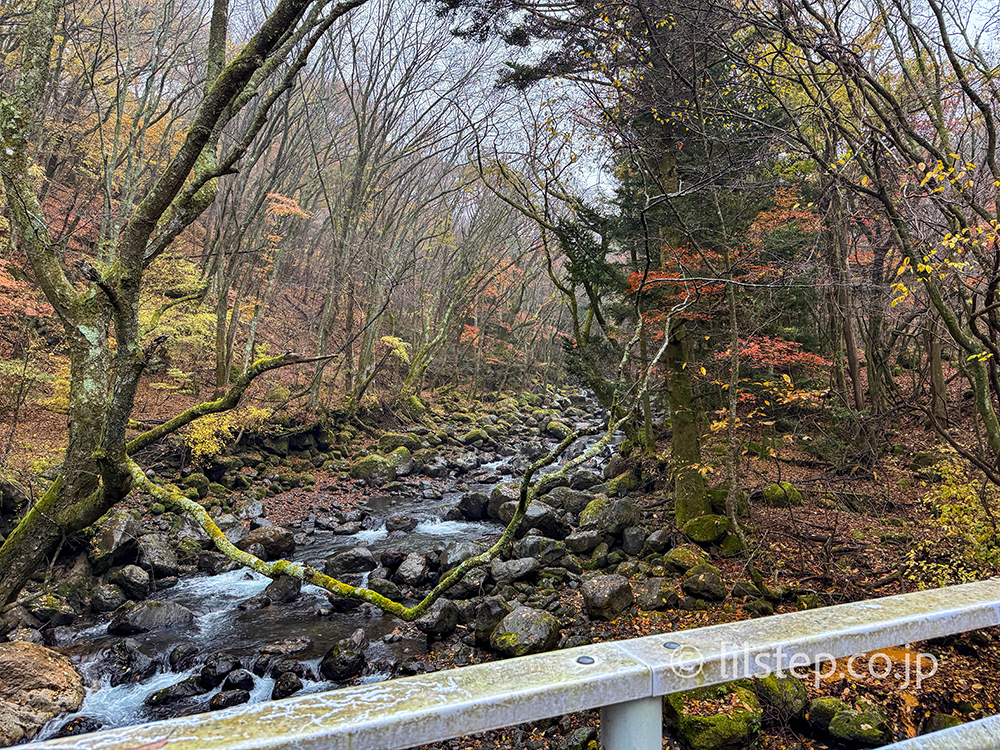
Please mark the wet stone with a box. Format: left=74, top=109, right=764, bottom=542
left=271, top=671, right=303, bottom=700
left=210, top=689, right=251, bottom=710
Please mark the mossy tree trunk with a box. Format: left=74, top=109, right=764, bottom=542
left=667, top=323, right=710, bottom=526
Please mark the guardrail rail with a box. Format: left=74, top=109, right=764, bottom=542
left=32, top=578, right=1000, bottom=750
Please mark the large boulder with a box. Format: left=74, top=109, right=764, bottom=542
left=349, top=454, right=396, bottom=487
left=108, top=601, right=194, bottom=635
left=458, top=492, right=489, bottom=521
left=754, top=674, right=808, bottom=723
left=579, top=495, right=640, bottom=535
left=664, top=544, right=709, bottom=574
left=385, top=446, right=414, bottom=477
left=137, top=534, right=179, bottom=577
left=582, top=575, right=634, bottom=621
left=0, top=642, right=85, bottom=746
left=490, top=608, right=561, bottom=657
left=88, top=511, right=142, bottom=573
left=664, top=681, right=762, bottom=750
left=237, top=526, right=295, bottom=560
left=395, top=553, right=429, bottom=586
left=263, top=575, right=301, bottom=604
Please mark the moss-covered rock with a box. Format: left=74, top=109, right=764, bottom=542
left=718, top=534, right=744, bottom=557
left=349, top=454, right=396, bottom=487
left=910, top=451, right=947, bottom=471
left=664, top=543, right=709, bottom=574
left=827, top=709, right=889, bottom=746
left=605, top=471, right=638, bottom=497
left=377, top=432, right=422, bottom=453
left=681, top=563, right=727, bottom=601
left=754, top=674, right=807, bottom=723
left=182, top=473, right=210, bottom=500
left=385, top=446, right=413, bottom=476
left=806, top=697, right=850, bottom=732
left=544, top=420, right=573, bottom=440
left=490, top=608, right=560, bottom=657
left=708, top=487, right=749, bottom=517
left=579, top=495, right=640, bottom=534
left=682, top=514, right=730, bottom=544
left=762, top=481, right=803, bottom=508
left=924, top=713, right=962, bottom=734
left=404, top=394, right=427, bottom=417
left=664, top=681, right=762, bottom=750
left=460, top=428, right=489, bottom=445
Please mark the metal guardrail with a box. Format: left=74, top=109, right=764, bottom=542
left=32, top=578, right=1000, bottom=750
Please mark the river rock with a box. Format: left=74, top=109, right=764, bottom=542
left=681, top=563, right=728, bottom=601
left=490, top=607, right=561, bottom=657
left=26, top=595, right=74, bottom=627
left=490, top=557, right=541, bottom=585
left=169, top=643, right=198, bottom=671
left=395, top=553, right=429, bottom=586
left=378, top=432, right=422, bottom=453
left=569, top=470, right=603, bottom=491
left=755, top=674, right=808, bottom=723
left=644, top=529, right=673, bottom=554
left=828, top=709, right=889, bottom=746
left=439, top=541, right=486, bottom=571
left=488, top=482, right=520, bottom=520
left=108, top=601, right=194, bottom=635
left=325, top=546, right=377, bottom=577
left=272, top=672, right=303, bottom=700
left=512, top=536, right=567, bottom=564
left=664, top=543, right=709, bottom=574
left=109, top=564, right=150, bottom=601
left=52, top=716, right=103, bottom=738
left=0, top=642, right=84, bottom=746
left=88, top=511, right=142, bottom=573
left=95, top=639, right=157, bottom=687
left=221, top=668, right=255, bottom=692
left=263, top=575, right=301, bottom=603
left=807, top=697, right=850, bottom=732
left=565, top=529, right=602, bottom=554
left=320, top=628, right=368, bottom=681
left=201, top=653, right=242, bottom=687
left=386, top=514, right=418, bottom=533
left=386, top=446, right=414, bottom=477
left=415, top=599, right=460, bottom=639
left=634, top=578, right=679, bottom=611
left=682, top=514, right=731, bottom=545
left=458, top=492, right=489, bottom=521
left=581, top=575, right=634, bottom=621
left=502, top=501, right=570, bottom=539
left=92, top=583, right=127, bottom=613
left=579, top=495, right=640, bottom=535
left=475, top=597, right=512, bottom=647
left=622, top=526, right=647, bottom=555
left=145, top=676, right=210, bottom=706
left=349, top=454, right=396, bottom=487
left=447, top=567, right=488, bottom=599
left=210, top=689, right=251, bottom=710
left=137, top=534, right=179, bottom=577
left=664, top=681, right=762, bottom=750
left=237, top=526, right=295, bottom=560
left=544, top=420, right=573, bottom=439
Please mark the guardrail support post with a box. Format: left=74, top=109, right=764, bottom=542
left=600, top=696, right=662, bottom=750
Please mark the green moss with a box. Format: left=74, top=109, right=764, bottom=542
left=605, top=471, right=637, bottom=497
left=664, top=682, right=761, bottom=750
left=682, top=514, right=730, bottom=544
left=762, top=481, right=803, bottom=508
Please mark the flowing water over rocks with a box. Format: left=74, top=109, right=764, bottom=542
left=30, top=391, right=621, bottom=740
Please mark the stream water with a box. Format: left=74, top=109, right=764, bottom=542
left=34, top=402, right=617, bottom=740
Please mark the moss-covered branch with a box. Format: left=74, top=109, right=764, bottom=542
left=126, top=352, right=331, bottom=455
